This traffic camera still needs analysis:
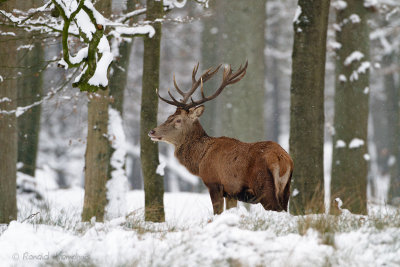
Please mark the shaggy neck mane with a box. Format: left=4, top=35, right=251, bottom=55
left=174, top=120, right=211, bottom=175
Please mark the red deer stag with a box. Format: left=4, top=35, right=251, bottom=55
left=148, top=62, right=293, bottom=214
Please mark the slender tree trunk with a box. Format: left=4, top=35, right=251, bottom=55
left=270, top=44, right=280, bottom=143
left=208, top=0, right=266, bottom=210
left=107, top=0, right=138, bottom=180
left=370, top=62, right=390, bottom=201
left=141, top=0, right=165, bottom=222
left=82, top=0, right=111, bottom=222
left=330, top=1, right=370, bottom=215
left=217, top=0, right=266, bottom=143
left=200, top=0, right=220, bottom=136
left=16, top=0, right=43, bottom=177
left=386, top=53, right=400, bottom=203
left=289, top=0, right=330, bottom=215
left=0, top=1, right=18, bottom=223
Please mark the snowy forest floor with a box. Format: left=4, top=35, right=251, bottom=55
left=1, top=187, right=400, bottom=266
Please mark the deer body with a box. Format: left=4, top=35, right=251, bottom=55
left=149, top=62, right=293, bottom=214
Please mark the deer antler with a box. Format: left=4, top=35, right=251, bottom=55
left=157, top=60, right=248, bottom=110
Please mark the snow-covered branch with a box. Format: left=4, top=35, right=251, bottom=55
left=0, top=0, right=164, bottom=92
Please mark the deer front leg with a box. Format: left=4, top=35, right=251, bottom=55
left=207, top=183, right=224, bottom=215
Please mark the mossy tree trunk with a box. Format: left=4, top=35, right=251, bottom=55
left=140, top=0, right=165, bottom=222
left=82, top=0, right=111, bottom=222
left=17, top=0, right=44, bottom=177
left=289, top=0, right=330, bottom=215
left=0, top=1, right=18, bottom=223
left=330, top=1, right=370, bottom=215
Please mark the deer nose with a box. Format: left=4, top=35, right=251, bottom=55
left=148, top=130, right=156, bottom=136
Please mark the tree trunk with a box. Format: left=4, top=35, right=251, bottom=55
left=141, top=0, right=165, bottom=222
left=331, top=1, right=370, bottom=215
left=386, top=53, right=400, bottom=203
left=82, top=0, right=111, bottom=222
left=270, top=43, right=280, bottom=143
left=200, top=0, right=220, bottom=136
left=206, top=0, right=266, bottom=210
left=16, top=0, right=44, bottom=177
left=289, top=0, right=330, bottom=215
left=0, top=1, right=18, bottom=223
left=82, top=90, right=110, bottom=222
left=217, top=0, right=266, bottom=143
left=106, top=0, right=138, bottom=180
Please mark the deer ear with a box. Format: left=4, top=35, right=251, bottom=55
left=188, top=105, right=205, bottom=120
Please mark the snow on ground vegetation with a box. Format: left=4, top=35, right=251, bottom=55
left=0, top=186, right=399, bottom=266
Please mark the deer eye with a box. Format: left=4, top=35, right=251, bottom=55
left=176, top=119, right=181, bottom=123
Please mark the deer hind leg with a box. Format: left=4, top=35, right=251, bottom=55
left=271, top=163, right=291, bottom=211
left=207, top=183, right=224, bottom=215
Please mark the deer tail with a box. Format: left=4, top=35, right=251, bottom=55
left=271, top=156, right=292, bottom=210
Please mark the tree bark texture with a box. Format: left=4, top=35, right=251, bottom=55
left=331, top=1, right=370, bottom=215
left=289, top=0, right=330, bottom=215
left=140, top=0, right=165, bottom=222
left=82, top=90, right=110, bottom=222
left=200, top=0, right=221, bottom=136
left=0, top=1, right=18, bottom=223
left=16, top=0, right=44, bottom=177
left=106, top=0, right=138, bottom=181
left=384, top=53, right=400, bottom=204
left=82, top=0, right=111, bottom=222
left=201, top=0, right=266, bottom=210
left=216, top=0, right=266, bottom=143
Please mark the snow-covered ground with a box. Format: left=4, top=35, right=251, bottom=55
left=1, top=188, right=400, bottom=267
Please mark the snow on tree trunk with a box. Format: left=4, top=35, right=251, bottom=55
left=331, top=1, right=370, bottom=215
left=289, top=0, right=330, bottom=215
left=106, top=0, right=137, bottom=184
left=105, top=107, right=129, bottom=219
left=81, top=0, right=112, bottom=222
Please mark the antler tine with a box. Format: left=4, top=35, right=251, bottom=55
left=173, top=74, right=185, bottom=97
left=200, top=78, right=205, bottom=98
left=167, top=88, right=181, bottom=103
left=182, top=64, right=221, bottom=104
left=184, top=60, right=248, bottom=109
left=156, top=88, right=185, bottom=108
left=192, top=62, right=200, bottom=85
left=227, top=60, right=248, bottom=82
left=157, top=61, right=247, bottom=110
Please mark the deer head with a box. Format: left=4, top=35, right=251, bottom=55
left=148, top=61, right=248, bottom=146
